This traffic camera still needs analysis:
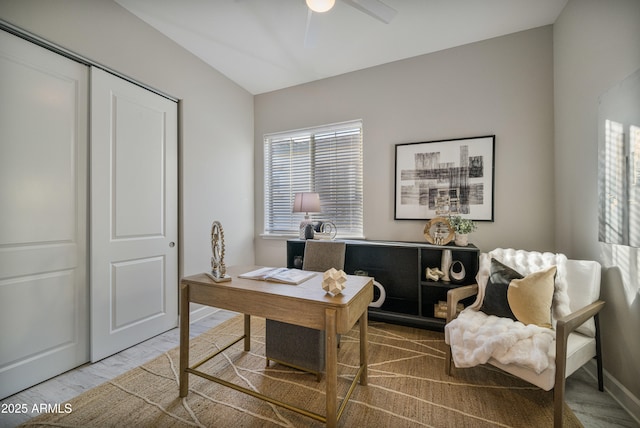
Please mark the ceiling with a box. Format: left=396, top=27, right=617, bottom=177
left=115, top=0, right=567, bottom=95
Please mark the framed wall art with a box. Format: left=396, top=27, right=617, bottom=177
left=395, top=135, right=495, bottom=221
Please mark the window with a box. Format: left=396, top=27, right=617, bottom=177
left=598, top=67, right=640, bottom=248
left=600, top=121, right=640, bottom=246
left=264, top=120, right=363, bottom=238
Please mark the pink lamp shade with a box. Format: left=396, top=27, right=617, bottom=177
left=292, top=192, right=321, bottom=217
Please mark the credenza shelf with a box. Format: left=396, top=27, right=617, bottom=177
left=286, top=239, right=479, bottom=331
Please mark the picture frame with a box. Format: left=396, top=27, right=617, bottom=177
left=394, top=135, right=495, bottom=221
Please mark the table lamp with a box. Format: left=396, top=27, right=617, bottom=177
left=293, top=192, right=321, bottom=239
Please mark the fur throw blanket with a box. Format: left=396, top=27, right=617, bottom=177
left=444, top=248, right=571, bottom=373
left=445, top=309, right=556, bottom=373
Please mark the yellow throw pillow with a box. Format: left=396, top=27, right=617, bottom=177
left=507, top=266, right=557, bottom=328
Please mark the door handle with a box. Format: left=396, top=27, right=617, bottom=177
left=169, top=242, right=175, bottom=248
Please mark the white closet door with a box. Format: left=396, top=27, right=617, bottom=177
left=0, top=30, right=88, bottom=399
left=90, top=68, right=178, bottom=362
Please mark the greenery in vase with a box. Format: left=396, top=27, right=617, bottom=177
left=448, top=215, right=477, bottom=234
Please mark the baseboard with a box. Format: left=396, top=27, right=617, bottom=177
left=583, top=360, right=640, bottom=425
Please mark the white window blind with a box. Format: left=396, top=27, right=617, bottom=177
left=264, top=120, right=363, bottom=237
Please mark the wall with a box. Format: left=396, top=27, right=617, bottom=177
left=254, top=26, right=555, bottom=266
left=554, top=0, right=640, bottom=418
left=0, top=1, right=255, bottom=284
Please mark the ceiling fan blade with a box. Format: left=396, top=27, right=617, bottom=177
left=342, top=0, right=397, bottom=24
left=304, top=8, right=319, bottom=48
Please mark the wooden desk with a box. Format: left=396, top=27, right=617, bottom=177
left=179, top=266, right=373, bottom=427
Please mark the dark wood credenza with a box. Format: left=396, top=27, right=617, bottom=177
left=286, top=239, right=479, bottom=330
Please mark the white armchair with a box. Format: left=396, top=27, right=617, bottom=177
left=444, top=249, right=605, bottom=428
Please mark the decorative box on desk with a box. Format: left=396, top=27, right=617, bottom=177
left=286, top=239, right=479, bottom=330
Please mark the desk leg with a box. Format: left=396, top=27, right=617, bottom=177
left=244, top=314, right=251, bottom=351
left=325, top=308, right=337, bottom=428
left=359, top=310, right=368, bottom=386
left=179, top=282, right=190, bottom=397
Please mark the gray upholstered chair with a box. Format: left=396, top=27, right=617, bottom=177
left=265, top=240, right=346, bottom=380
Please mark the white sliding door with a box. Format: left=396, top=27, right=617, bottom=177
left=0, top=30, right=89, bottom=399
left=90, top=68, right=178, bottom=361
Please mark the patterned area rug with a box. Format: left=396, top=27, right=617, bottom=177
left=22, top=315, right=581, bottom=427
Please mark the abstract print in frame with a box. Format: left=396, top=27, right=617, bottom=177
left=395, top=135, right=495, bottom=221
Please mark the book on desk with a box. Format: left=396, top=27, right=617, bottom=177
left=239, top=267, right=316, bottom=285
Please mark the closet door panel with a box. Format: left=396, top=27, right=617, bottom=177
left=0, top=30, right=88, bottom=399
left=90, top=68, right=178, bottom=362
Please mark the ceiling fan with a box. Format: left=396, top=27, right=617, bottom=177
left=304, top=0, right=397, bottom=47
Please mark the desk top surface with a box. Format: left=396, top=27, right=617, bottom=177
left=182, top=266, right=373, bottom=331
left=181, top=265, right=373, bottom=307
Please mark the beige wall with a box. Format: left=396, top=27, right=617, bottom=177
left=255, top=26, right=555, bottom=266
left=0, top=0, right=255, bottom=279
left=554, top=0, right=640, bottom=417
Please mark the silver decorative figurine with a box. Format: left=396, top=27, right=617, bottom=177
left=207, top=221, right=231, bottom=282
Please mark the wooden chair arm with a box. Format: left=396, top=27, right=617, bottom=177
left=555, top=300, right=605, bottom=343
left=446, top=284, right=479, bottom=323
left=553, top=299, right=605, bottom=427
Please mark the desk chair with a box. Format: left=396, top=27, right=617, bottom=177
left=265, top=240, right=346, bottom=380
